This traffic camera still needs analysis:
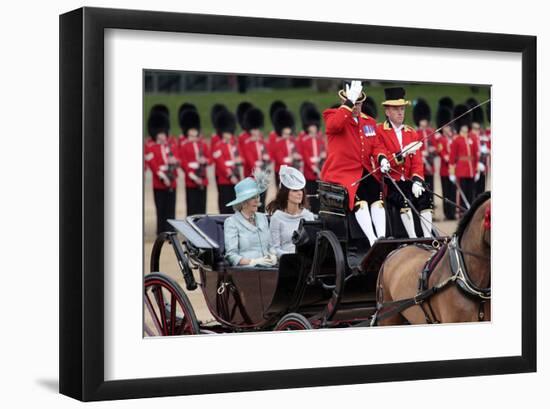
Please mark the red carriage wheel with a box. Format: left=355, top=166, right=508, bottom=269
left=274, top=313, right=313, bottom=331
left=144, top=272, right=200, bottom=336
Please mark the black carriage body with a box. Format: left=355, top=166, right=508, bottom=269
left=149, top=181, right=444, bottom=333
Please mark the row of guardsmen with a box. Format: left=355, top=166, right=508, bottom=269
left=144, top=96, right=491, bottom=235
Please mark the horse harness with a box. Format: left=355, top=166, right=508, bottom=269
left=371, top=235, right=491, bottom=326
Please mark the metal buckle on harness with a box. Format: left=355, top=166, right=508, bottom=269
left=414, top=294, right=423, bottom=305
left=432, top=239, right=440, bottom=249
left=217, top=282, right=228, bottom=295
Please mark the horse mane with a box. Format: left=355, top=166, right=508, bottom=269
left=454, top=191, right=491, bottom=239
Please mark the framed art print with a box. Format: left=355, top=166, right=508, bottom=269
left=59, top=7, right=536, bottom=401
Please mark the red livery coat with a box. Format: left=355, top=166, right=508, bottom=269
left=449, top=134, right=479, bottom=178
left=376, top=121, right=423, bottom=181
left=178, top=138, right=211, bottom=188
left=320, top=106, right=386, bottom=209
left=145, top=142, right=178, bottom=190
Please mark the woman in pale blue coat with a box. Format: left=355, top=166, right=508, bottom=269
left=267, top=165, right=315, bottom=257
left=224, top=170, right=277, bottom=267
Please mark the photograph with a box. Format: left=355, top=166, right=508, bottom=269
left=142, top=71, right=492, bottom=336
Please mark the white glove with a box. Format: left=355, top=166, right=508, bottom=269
left=474, top=172, right=480, bottom=182
left=412, top=181, right=425, bottom=198
left=401, top=141, right=423, bottom=155
left=478, top=162, right=486, bottom=173
left=248, top=257, right=264, bottom=266
left=449, top=174, right=456, bottom=184
left=249, top=255, right=277, bottom=267
left=265, top=254, right=278, bottom=266
left=380, top=158, right=391, bottom=174
left=345, top=80, right=363, bottom=104
left=480, top=144, right=489, bottom=155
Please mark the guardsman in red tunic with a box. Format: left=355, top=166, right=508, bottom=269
left=376, top=87, right=433, bottom=238
left=320, top=81, right=390, bottom=246
left=413, top=98, right=437, bottom=206
left=209, top=103, right=229, bottom=151
left=236, top=101, right=254, bottom=155
left=178, top=110, right=211, bottom=216
left=435, top=106, right=456, bottom=220
left=272, top=109, right=303, bottom=179
left=468, top=100, right=489, bottom=197
left=241, top=108, right=270, bottom=177
left=145, top=111, right=179, bottom=235
left=298, top=104, right=325, bottom=213
left=268, top=100, right=287, bottom=163
left=145, top=104, right=172, bottom=172
left=449, top=104, right=479, bottom=216
left=211, top=110, right=243, bottom=213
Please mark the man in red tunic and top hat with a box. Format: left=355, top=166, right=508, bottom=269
left=376, top=87, right=433, bottom=239
left=320, top=80, right=391, bottom=246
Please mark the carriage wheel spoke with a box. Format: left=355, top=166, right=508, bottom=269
left=152, top=286, right=168, bottom=335
left=170, top=293, right=177, bottom=335
left=144, top=291, right=163, bottom=335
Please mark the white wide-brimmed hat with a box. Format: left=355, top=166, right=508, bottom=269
left=279, top=165, right=306, bottom=190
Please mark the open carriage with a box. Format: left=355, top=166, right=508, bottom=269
left=143, top=181, right=451, bottom=336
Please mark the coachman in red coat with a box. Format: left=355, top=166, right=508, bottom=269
left=320, top=81, right=390, bottom=246
left=376, top=87, right=433, bottom=239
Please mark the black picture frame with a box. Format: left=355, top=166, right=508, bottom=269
left=60, top=7, right=537, bottom=401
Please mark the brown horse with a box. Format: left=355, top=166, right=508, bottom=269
left=376, top=191, right=491, bottom=325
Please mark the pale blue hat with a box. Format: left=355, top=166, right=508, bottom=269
left=226, top=176, right=267, bottom=206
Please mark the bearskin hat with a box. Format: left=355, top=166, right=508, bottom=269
left=301, top=105, right=321, bottom=131
left=269, top=100, right=287, bottom=124
left=412, top=98, right=431, bottom=126
left=299, top=101, right=316, bottom=122
left=243, top=107, right=264, bottom=131
left=466, top=98, right=484, bottom=125
left=149, top=104, right=170, bottom=118
left=236, top=101, right=254, bottom=129
left=213, top=110, right=236, bottom=135
left=179, top=109, right=201, bottom=136
left=436, top=106, right=453, bottom=130
left=147, top=111, right=170, bottom=139
left=453, top=104, right=473, bottom=132
left=362, top=96, right=378, bottom=119
left=177, top=102, right=197, bottom=119
left=210, top=104, right=228, bottom=126
left=438, top=97, right=454, bottom=111
left=273, top=109, right=295, bottom=136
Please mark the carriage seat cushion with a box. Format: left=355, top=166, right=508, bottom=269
left=195, top=216, right=226, bottom=259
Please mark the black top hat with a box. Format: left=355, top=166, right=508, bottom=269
left=179, top=110, right=201, bottom=136
left=412, top=98, right=431, bottom=126
left=301, top=105, right=321, bottom=131
left=362, top=96, right=378, bottom=119
left=438, top=97, right=454, bottom=111
left=436, top=106, right=453, bottom=129
left=382, top=87, right=410, bottom=106
left=236, top=102, right=254, bottom=129
left=269, top=101, right=287, bottom=124
left=243, top=108, right=264, bottom=131
left=148, top=111, right=170, bottom=139
left=273, top=109, right=295, bottom=136
left=213, top=110, right=236, bottom=135
left=453, top=104, right=473, bottom=132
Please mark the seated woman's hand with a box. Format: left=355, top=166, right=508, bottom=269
left=249, top=255, right=277, bottom=267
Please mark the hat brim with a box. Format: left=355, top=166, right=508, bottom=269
left=225, top=185, right=267, bottom=207
left=382, top=99, right=411, bottom=106
left=338, top=89, right=366, bottom=103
